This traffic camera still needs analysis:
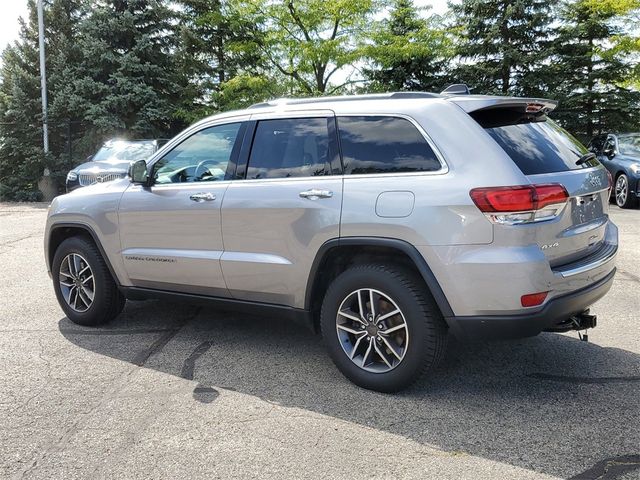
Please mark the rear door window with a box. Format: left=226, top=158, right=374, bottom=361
left=483, top=119, right=599, bottom=175
left=337, top=116, right=442, bottom=175
left=246, top=118, right=337, bottom=179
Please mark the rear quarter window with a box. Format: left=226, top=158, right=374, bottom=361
left=484, top=119, right=598, bottom=175
left=337, top=116, right=442, bottom=175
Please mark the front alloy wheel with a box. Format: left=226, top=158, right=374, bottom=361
left=59, top=253, right=95, bottom=312
left=615, top=173, right=638, bottom=209
left=336, top=288, right=408, bottom=373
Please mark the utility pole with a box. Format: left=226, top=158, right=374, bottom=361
left=37, top=0, right=49, bottom=156
left=37, top=0, right=56, bottom=200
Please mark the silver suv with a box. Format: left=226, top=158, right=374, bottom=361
left=44, top=92, right=618, bottom=392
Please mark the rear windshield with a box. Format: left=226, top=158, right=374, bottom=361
left=482, top=119, right=598, bottom=175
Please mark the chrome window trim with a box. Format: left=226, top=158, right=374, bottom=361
left=231, top=112, right=449, bottom=184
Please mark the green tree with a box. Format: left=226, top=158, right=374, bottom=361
left=176, top=0, right=279, bottom=117
left=363, top=0, right=453, bottom=92
left=550, top=0, right=640, bottom=140
left=69, top=0, right=182, bottom=146
left=242, top=0, right=381, bottom=95
left=451, top=0, right=555, bottom=95
left=0, top=1, right=50, bottom=200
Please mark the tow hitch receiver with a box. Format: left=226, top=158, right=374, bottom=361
left=544, top=309, right=597, bottom=341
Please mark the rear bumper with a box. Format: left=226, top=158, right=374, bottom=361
left=445, top=267, right=616, bottom=341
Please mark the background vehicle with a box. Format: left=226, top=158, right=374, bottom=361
left=65, top=139, right=168, bottom=192
left=46, top=91, right=617, bottom=392
left=588, top=133, right=640, bottom=208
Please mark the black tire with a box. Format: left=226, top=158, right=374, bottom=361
left=52, top=236, right=125, bottom=326
left=320, top=264, right=448, bottom=392
left=614, top=173, right=638, bottom=209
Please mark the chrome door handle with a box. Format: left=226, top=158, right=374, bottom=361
left=299, top=189, right=333, bottom=200
left=189, top=192, right=216, bottom=202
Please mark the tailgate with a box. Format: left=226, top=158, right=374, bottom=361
left=464, top=98, right=611, bottom=266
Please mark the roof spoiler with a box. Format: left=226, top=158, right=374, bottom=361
left=447, top=96, right=558, bottom=114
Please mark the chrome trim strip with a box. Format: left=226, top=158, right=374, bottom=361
left=554, top=243, right=618, bottom=278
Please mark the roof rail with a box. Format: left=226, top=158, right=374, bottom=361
left=440, top=84, right=471, bottom=95
left=248, top=91, right=441, bottom=109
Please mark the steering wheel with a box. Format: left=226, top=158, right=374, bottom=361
left=194, top=160, right=218, bottom=181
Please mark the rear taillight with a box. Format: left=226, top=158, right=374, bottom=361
left=470, top=184, right=568, bottom=224
left=606, top=170, right=613, bottom=193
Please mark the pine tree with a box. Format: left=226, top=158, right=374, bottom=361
left=363, top=0, right=453, bottom=92
left=70, top=0, right=182, bottom=144
left=549, top=0, right=640, bottom=141
left=451, top=0, right=555, bottom=95
left=0, top=1, right=47, bottom=200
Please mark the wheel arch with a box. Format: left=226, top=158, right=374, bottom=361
left=305, top=237, right=453, bottom=330
left=48, top=222, right=120, bottom=287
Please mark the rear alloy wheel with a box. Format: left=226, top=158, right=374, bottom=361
left=321, top=264, right=447, bottom=392
left=336, top=288, right=409, bottom=373
left=615, top=173, right=638, bottom=209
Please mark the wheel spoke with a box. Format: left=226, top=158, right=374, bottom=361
left=66, top=285, right=76, bottom=303
left=78, top=264, right=91, bottom=277
left=380, top=322, right=407, bottom=335
left=379, top=335, right=403, bottom=361
left=373, top=340, right=393, bottom=368
left=337, top=324, right=362, bottom=335
left=350, top=332, right=368, bottom=359
left=67, top=256, right=76, bottom=277
left=60, top=280, right=74, bottom=287
left=369, top=289, right=376, bottom=318
left=82, top=274, right=93, bottom=285
left=338, top=309, right=366, bottom=325
left=357, top=290, right=365, bottom=320
left=71, top=287, right=80, bottom=309
left=361, top=337, right=374, bottom=367
left=77, top=288, right=92, bottom=309
left=377, top=308, right=400, bottom=323
left=59, top=270, right=73, bottom=279
left=72, top=255, right=83, bottom=277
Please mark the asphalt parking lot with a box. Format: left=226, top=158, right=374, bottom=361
left=0, top=202, right=639, bottom=480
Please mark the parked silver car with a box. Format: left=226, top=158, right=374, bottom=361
left=66, top=139, right=167, bottom=191
left=45, top=91, right=617, bottom=392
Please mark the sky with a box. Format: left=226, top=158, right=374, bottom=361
left=0, top=0, right=454, bottom=54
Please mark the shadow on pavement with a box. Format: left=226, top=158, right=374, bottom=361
left=59, top=299, right=640, bottom=479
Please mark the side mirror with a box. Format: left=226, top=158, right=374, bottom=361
left=603, top=147, right=615, bottom=159
left=129, top=159, right=151, bottom=186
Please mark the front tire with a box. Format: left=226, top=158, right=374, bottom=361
left=615, top=173, right=638, bottom=209
left=320, top=264, right=447, bottom=392
left=52, top=236, right=125, bottom=326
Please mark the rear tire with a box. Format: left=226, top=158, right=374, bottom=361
left=615, top=173, right=638, bottom=209
left=52, top=236, right=125, bottom=326
left=320, top=264, right=447, bottom=392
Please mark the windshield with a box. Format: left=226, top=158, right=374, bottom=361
left=484, top=119, right=599, bottom=175
left=93, top=142, right=155, bottom=162
left=618, top=135, right=640, bottom=156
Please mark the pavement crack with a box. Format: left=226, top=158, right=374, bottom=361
left=568, top=454, right=640, bottom=479
left=618, top=270, right=640, bottom=283
left=180, top=341, right=213, bottom=380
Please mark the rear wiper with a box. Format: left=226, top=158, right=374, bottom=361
left=576, top=152, right=596, bottom=166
